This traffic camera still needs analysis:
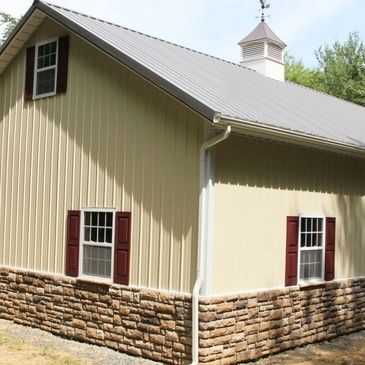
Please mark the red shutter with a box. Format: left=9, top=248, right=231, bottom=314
left=65, top=210, right=81, bottom=277
left=24, top=46, right=35, bottom=101
left=114, top=212, right=131, bottom=285
left=57, top=35, right=70, bottom=94
left=325, top=217, right=336, bottom=281
left=285, top=216, right=299, bottom=286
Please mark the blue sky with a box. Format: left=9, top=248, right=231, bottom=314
left=2, top=0, right=365, bottom=67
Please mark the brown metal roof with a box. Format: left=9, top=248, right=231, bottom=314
left=238, top=21, right=286, bottom=47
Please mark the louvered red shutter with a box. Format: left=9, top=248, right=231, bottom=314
left=325, top=217, right=336, bottom=281
left=65, top=210, right=81, bottom=277
left=57, top=35, right=70, bottom=94
left=24, top=46, right=35, bottom=101
left=114, top=212, right=131, bottom=285
left=285, top=216, right=299, bottom=286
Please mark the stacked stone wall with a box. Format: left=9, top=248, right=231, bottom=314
left=1, top=266, right=365, bottom=364
left=0, top=267, right=192, bottom=364
left=199, top=279, right=365, bottom=364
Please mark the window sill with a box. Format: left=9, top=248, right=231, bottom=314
left=32, top=91, right=57, bottom=100
left=76, top=276, right=112, bottom=286
left=75, top=276, right=112, bottom=294
left=299, top=280, right=327, bottom=290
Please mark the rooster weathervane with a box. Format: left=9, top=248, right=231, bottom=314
left=258, top=0, right=270, bottom=22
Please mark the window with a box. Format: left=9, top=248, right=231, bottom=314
left=285, top=215, right=335, bottom=287
left=299, top=215, right=325, bottom=281
left=25, top=36, right=69, bottom=101
left=34, top=39, right=58, bottom=98
left=80, top=209, right=115, bottom=279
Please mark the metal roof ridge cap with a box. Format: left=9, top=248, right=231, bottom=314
left=217, top=115, right=365, bottom=157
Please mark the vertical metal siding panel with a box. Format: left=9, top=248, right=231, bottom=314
left=0, top=21, right=202, bottom=293
left=0, top=66, right=6, bottom=265
left=212, top=136, right=365, bottom=294
left=0, top=62, right=10, bottom=266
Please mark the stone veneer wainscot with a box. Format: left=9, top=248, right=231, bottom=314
left=0, top=267, right=192, bottom=364
left=1, top=267, right=365, bottom=364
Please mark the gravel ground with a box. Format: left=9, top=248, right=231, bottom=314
left=0, top=319, right=160, bottom=365
left=246, top=330, right=365, bottom=365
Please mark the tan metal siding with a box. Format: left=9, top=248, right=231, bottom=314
left=212, top=135, right=365, bottom=294
left=0, top=19, right=202, bottom=293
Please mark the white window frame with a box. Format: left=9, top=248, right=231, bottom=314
left=79, top=207, right=116, bottom=281
left=33, top=37, right=58, bottom=99
left=297, top=213, right=326, bottom=283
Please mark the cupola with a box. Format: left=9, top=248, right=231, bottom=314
left=238, top=18, right=286, bottom=81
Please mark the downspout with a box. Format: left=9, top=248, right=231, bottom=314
left=191, top=119, right=231, bottom=365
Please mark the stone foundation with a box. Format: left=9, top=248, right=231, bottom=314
left=1, top=267, right=365, bottom=364
left=199, top=278, right=365, bottom=364
left=0, top=267, right=192, bottom=364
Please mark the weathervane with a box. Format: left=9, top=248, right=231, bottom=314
left=257, top=0, right=270, bottom=22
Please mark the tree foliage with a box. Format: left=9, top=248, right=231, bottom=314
left=285, top=32, right=365, bottom=107
left=0, top=12, right=19, bottom=45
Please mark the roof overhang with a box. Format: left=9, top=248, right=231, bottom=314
left=0, top=2, right=46, bottom=75
left=215, top=115, right=365, bottom=158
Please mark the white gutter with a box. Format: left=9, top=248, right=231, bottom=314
left=216, top=115, right=365, bottom=158
left=191, top=121, right=231, bottom=365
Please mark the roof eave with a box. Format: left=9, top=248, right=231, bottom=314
left=0, top=0, right=39, bottom=56
left=238, top=37, right=287, bottom=48
left=216, top=115, right=365, bottom=158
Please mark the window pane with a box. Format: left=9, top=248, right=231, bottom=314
left=307, top=233, right=312, bottom=247
left=83, top=246, right=111, bottom=278
left=99, top=212, right=105, bottom=227
left=91, top=228, right=97, bottom=242
left=85, top=212, right=90, bottom=226
left=300, top=233, right=305, bottom=247
left=106, top=213, right=113, bottom=227
left=313, top=233, right=318, bottom=246
left=92, top=212, right=98, bottom=226
left=106, top=228, right=112, bottom=243
left=84, top=227, right=90, bottom=241
left=98, top=228, right=105, bottom=243
left=300, top=250, right=322, bottom=280
left=313, top=219, right=317, bottom=231
left=36, top=69, right=56, bottom=95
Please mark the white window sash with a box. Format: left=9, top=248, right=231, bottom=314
left=298, top=213, right=326, bottom=282
left=33, top=37, right=59, bottom=99
left=79, top=208, right=116, bottom=280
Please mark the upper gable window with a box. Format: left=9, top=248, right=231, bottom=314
left=24, top=35, right=69, bottom=101
left=34, top=39, right=58, bottom=98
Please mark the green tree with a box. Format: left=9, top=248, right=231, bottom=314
left=0, top=12, right=19, bottom=45
left=285, top=32, right=365, bottom=107
left=284, top=53, right=321, bottom=90
left=315, top=32, right=365, bottom=106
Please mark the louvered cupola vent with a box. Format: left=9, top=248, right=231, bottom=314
left=238, top=21, right=286, bottom=81
left=267, top=43, right=283, bottom=62
left=241, top=43, right=265, bottom=60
